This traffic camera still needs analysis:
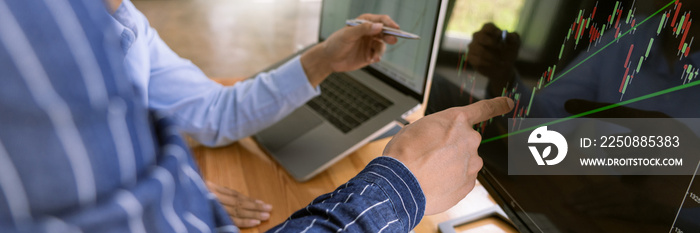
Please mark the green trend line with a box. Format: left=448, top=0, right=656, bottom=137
left=544, top=0, right=675, bottom=88
left=482, top=79, right=700, bottom=143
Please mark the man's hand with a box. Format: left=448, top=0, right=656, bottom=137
left=300, top=14, right=399, bottom=87
left=383, top=97, right=514, bottom=215
left=467, top=23, right=520, bottom=96
left=206, top=181, right=273, bottom=228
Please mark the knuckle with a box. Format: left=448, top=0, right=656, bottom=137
left=473, top=131, right=483, bottom=141
left=451, top=109, right=466, bottom=121
left=466, top=130, right=482, bottom=144
left=472, top=155, right=484, bottom=170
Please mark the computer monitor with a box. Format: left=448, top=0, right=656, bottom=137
left=428, top=0, right=700, bottom=232
left=319, top=0, right=441, bottom=99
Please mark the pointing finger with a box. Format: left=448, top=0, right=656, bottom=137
left=460, top=97, right=514, bottom=125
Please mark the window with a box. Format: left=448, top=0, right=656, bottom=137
left=442, top=0, right=525, bottom=51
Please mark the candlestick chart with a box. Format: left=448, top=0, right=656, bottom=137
left=453, top=0, right=700, bottom=134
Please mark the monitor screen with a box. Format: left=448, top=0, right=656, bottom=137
left=427, top=0, right=700, bottom=232
left=319, top=0, right=440, bottom=95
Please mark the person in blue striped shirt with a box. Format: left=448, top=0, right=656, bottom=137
left=0, top=0, right=513, bottom=232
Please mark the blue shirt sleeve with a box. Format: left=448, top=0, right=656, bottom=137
left=117, top=0, right=320, bottom=147
left=267, top=157, right=426, bottom=233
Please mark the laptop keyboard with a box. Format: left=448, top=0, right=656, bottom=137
left=306, top=73, right=393, bottom=133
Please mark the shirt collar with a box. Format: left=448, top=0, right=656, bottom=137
left=110, top=0, right=137, bottom=52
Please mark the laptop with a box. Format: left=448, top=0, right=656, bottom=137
left=254, top=0, right=447, bottom=181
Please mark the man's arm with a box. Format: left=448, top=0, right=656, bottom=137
left=268, top=157, right=424, bottom=232
left=122, top=0, right=398, bottom=146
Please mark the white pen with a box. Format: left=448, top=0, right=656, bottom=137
left=345, top=19, right=421, bottom=39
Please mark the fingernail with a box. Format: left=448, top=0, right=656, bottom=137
left=263, top=204, right=272, bottom=210
left=371, top=23, right=382, bottom=32
left=506, top=98, right=514, bottom=109
left=251, top=220, right=261, bottom=225
left=260, top=212, right=270, bottom=220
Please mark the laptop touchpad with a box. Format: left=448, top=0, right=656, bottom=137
left=258, top=107, right=323, bottom=152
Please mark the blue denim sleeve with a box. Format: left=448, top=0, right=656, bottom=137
left=267, top=157, right=426, bottom=233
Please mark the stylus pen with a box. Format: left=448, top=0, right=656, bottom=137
left=345, top=19, right=421, bottom=39
left=502, top=30, right=507, bottom=42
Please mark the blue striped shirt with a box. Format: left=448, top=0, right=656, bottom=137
left=0, top=0, right=426, bottom=232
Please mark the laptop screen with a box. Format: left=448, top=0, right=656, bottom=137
left=319, top=0, right=441, bottom=96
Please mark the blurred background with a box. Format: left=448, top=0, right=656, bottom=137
left=133, top=0, right=527, bottom=79
left=134, top=0, right=649, bottom=97
left=133, top=0, right=321, bottom=79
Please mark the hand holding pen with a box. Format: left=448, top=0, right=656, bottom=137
left=300, top=13, right=402, bottom=86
